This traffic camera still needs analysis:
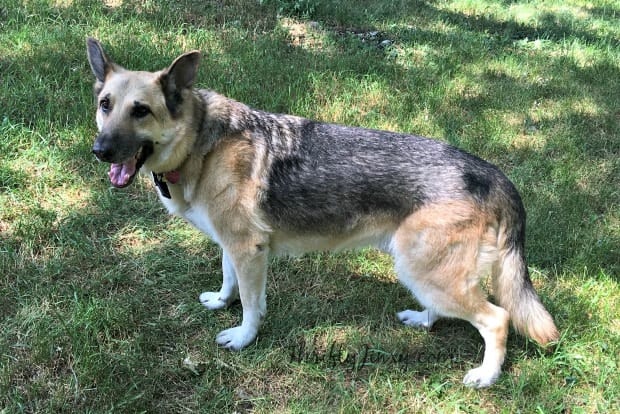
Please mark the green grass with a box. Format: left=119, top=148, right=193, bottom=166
left=1, top=0, right=618, bottom=412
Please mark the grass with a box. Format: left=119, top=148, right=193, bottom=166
left=0, top=0, right=618, bottom=412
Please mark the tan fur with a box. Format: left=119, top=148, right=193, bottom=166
left=392, top=201, right=498, bottom=316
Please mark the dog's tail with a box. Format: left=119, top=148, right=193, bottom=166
left=492, top=200, right=559, bottom=345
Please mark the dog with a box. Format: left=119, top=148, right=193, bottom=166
left=86, top=38, right=558, bottom=387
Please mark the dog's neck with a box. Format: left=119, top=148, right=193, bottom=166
left=150, top=91, right=207, bottom=199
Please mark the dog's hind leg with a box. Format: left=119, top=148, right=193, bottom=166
left=395, top=252, right=508, bottom=388
left=461, top=302, right=509, bottom=387
left=200, top=251, right=239, bottom=310
left=393, top=202, right=508, bottom=388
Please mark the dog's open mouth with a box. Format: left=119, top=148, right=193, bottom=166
left=107, top=144, right=152, bottom=188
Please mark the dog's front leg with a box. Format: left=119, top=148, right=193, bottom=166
left=199, top=251, right=239, bottom=310
left=215, top=245, right=268, bottom=350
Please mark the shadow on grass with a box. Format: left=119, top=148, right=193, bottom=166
left=434, top=3, right=619, bottom=46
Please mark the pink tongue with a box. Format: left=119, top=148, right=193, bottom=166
left=108, top=159, right=137, bottom=187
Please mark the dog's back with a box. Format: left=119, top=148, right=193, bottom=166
left=258, top=120, right=516, bottom=234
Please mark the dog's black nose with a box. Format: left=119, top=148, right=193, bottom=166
left=92, top=141, right=113, bottom=162
left=92, top=147, right=105, bottom=160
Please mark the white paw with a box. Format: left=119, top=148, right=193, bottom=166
left=462, top=366, right=500, bottom=388
left=199, top=291, right=234, bottom=310
left=397, top=309, right=435, bottom=329
left=216, top=326, right=257, bottom=351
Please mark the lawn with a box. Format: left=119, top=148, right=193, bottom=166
left=1, top=0, right=618, bottom=412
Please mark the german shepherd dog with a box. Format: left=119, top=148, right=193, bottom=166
left=87, top=38, right=558, bottom=387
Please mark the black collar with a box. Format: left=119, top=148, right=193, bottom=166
left=152, top=172, right=172, bottom=199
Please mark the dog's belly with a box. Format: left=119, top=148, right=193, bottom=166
left=269, top=224, right=395, bottom=256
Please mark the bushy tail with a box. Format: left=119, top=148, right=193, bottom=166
left=493, top=220, right=559, bottom=345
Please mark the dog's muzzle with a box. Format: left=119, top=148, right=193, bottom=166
left=92, top=136, right=153, bottom=188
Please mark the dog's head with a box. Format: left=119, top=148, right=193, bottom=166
left=86, top=38, right=200, bottom=188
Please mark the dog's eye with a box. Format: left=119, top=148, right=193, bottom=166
left=99, top=97, right=111, bottom=113
left=131, top=104, right=151, bottom=119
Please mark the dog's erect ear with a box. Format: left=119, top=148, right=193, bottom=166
left=162, top=51, right=201, bottom=90
left=158, top=51, right=201, bottom=115
left=86, top=37, right=114, bottom=83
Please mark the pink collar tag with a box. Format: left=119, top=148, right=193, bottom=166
left=165, top=170, right=180, bottom=184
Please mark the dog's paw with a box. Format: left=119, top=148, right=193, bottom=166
left=462, top=366, right=500, bottom=388
left=397, top=309, right=436, bottom=329
left=199, top=291, right=233, bottom=310
left=216, top=326, right=257, bottom=351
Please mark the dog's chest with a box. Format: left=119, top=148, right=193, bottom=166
left=158, top=183, right=222, bottom=245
